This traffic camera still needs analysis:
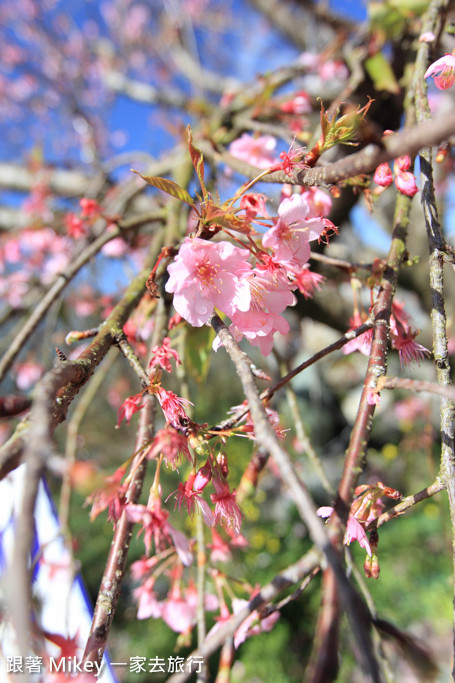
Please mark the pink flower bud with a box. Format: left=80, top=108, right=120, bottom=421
left=394, top=171, right=419, bottom=197
left=373, top=163, right=393, bottom=187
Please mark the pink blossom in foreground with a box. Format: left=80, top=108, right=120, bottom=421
left=229, top=133, right=278, bottom=169
left=149, top=336, right=182, bottom=373
left=165, top=237, right=251, bottom=326
left=425, top=53, right=455, bottom=90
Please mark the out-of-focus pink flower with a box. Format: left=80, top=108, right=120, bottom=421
left=165, top=237, right=251, bottom=327
left=229, top=133, right=278, bottom=169
left=116, top=391, right=146, bottom=427
left=125, top=497, right=193, bottom=565
left=87, top=465, right=128, bottom=524
left=279, top=90, right=311, bottom=115
left=419, top=31, right=435, bottom=43
left=208, top=528, right=232, bottom=563
left=134, top=577, right=163, bottom=620
left=149, top=336, right=181, bottom=373
left=425, top=52, right=455, bottom=89
left=14, top=359, right=44, bottom=391
left=240, top=192, right=268, bottom=219
left=161, top=589, right=195, bottom=633
left=101, top=235, right=128, bottom=257
left=301, top=187, right=333, bottom=217
left=292, top=265, right=325, bottom=299
left=373, top=163, right=393, bottom=187
left=79, top=198, right=102, bottom=218
left=394, top=171, right=419, bottom=197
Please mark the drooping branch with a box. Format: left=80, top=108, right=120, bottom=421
left=210, top=314, right=380, bottom=681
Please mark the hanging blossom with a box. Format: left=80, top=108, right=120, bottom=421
left=146, top=426, right=191, bottom=470
left=210, top=472, right=243, bottom=536
left=343, top=301, right=430, bottom=367
left=168, top=461, right=215, bottom=527
left=155, top=387, right=193, bottom=430
left=389, top=301, right=431, bottom=366
left=317, top=481, right=401, bottom=569
left=149, top=336, right=182, bottom=373
left=116, top=391, right=146, bottom=427
left=125, top=496, right=193, bottom=566
left=424, top=51, right=455, bottom=90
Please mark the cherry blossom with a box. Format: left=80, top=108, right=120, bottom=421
left=125, top=497, right=193, bottom=566
left=210, top=475, right=243, bottom=536
left=149, top=336, right=182, bottom=373
left=263, top=194, right=325, bottom=268
left=169, top=461, right=214, bottom=527
left=86, top=466, right=128, bottom=524
left=317, top=506, right=371, bottom=556
left=425, top=52, right=455, bottom=90
left=116, top=391, right=146, bottom=427
left=155, top=387, right=193, bottom=430
left=147, top=426, right=191, bottom=469
left=165, top=237, right=251, bottom=327
left=229, top=133, right=278, bottom=169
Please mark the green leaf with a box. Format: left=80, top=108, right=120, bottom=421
left=184, top=325, right=215, bottom=384
left=365, top=52, right=400, bottom=94
left=131, top=170, right=195, bottom=206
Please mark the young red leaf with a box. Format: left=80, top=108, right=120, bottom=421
left=132, top=170, right=195, bottom=206
left=186, top=125, right=205, bottom=193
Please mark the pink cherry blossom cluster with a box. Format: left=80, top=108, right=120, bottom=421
left=343, top=301, right=430, bottom=367
left=165, top=189, right=333, bottom=355
left=373, top=147, right=419, bottom=198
